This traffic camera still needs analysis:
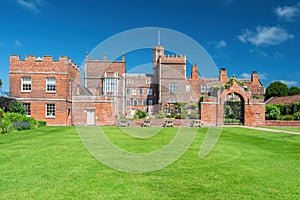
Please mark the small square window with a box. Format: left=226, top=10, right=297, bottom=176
left=126, top=88, right=130, bottom=95
left=126, top=99, right=130, bottom=106
left=133, top=99, right=138, bottom=106
left=142, top=99, right=147, bottom=106
left=201, top=85, right=206, bottom=93
left=170, top=82, right=178, bottom=94
left=132, top=89, right=137, bottom=95
left=139, top=88, right=143, bottom=95
left=21, top=77, right=31, bottom=92
left=146, top=80, right=151, bottom=84
left=127, top=79, right=133, bottom=84
left=23, top=103, right=31, bottom=116
left=148, top=88, right=153, bottom=95
left=186, top=84, right=190, bottom=92
left=148, top=100, right=153, bottom=105
left=46, top=104, right=55, bottom=118
left=46, top=78, right=56, bottom=92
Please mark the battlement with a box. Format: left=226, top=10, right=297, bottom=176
left=9, top=55, right=80, bottom=71
left=160, top=54, right=186, bottom=64
left=85, top=53, right=126, bottom=63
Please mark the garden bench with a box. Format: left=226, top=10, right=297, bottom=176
left=118, top=120, right=129, bottom=127
left=141, top=120, right=152, bottom=127
left=163, top=120, right=174, bottom=127
left=191, top=120, right=202, bottom=127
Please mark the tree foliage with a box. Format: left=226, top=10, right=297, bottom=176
left=0, top=79, right=2, bottom=88
left=288, top=86, right=300, bottom=96
left=265, top=104, right=281, bottom=120
left=265, top=82, right=289, bottom=100
left=9, top=101, right=26, bottom=115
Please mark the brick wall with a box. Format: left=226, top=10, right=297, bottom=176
left=265, top=120, right=300, bottom=127
left=10, top=55, right=80, bottom=126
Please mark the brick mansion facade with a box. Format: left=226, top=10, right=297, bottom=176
left=9, top=46, right=266, bottom=126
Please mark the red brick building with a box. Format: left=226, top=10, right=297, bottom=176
left=9, top=55, right=114, bottom=126
left=10, top=46, right=266, bottom=126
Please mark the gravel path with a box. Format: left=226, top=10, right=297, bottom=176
left=242, top=126, right=300, bottom=135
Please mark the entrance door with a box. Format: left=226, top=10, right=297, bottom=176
left=87, top=109, right=95, bottom=125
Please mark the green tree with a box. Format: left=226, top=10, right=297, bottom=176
left=0, top=79, right=2, bottom=88
left=134, top=110, right=147, bottom=119
left=265, top=104, right=281, bottom=120
left=288, top=86, right=300, bottom=96
left=9, top=101, right=26, bottom=115
left=265, top=82, right=288, bottom=100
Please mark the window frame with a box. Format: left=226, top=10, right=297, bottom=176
left=139, top=88, right=143, bottom=95
left=21, top=77, right=32, bottom=92
left=169, top=82, right=178, bottom=94
left=46, top=77, right=56, bottom=92
left=23, top=103, right=31, bottom=116
left=132, top=88, right=137, bottom=95
left=46, top=103, right=55, bottom=118
left=201, top=85, right=206, bottom=93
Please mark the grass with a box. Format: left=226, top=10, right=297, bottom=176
left=1, top=126, right=300, bottom=199
left=263, top=126, right=300, bottom=133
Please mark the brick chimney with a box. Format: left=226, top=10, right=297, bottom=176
left=251, top=71, right=259, bottom=85
left=85, top=52, right=89, bottom=61
left=122, top=53, right=125, bottom=62
left=103, top=53, right=107, bottom=61
left=191, top=65, right=198, bottom=80
left=219, top=68, right=228, bottom=83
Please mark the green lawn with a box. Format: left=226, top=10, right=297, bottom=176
left=1, top=126, right=300, bottom=199
left=263, top=126, right=300, bottom=133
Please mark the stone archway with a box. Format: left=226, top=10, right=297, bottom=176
left=224, top=92, right=245, bottom=125
left=200, top=78, right=265, bottom=127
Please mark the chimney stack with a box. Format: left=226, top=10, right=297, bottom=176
left=191, top=65, right=198, bottom=80
left=219, top=68, right=228, bottom=83
left=251, top=71, right=259, bottom=85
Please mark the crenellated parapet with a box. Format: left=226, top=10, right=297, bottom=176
left=160, top=54, right=186, bottom=64
left=9, top=55, right=80, bottom=73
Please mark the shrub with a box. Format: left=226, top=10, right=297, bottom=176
left=0, top=117, right=13, bottom=134
left=134, top=110, right=147, bottom=119
left=37, top=120, right=47, bottom=127
left=153, top=112, right=165, bottom=119
left=6, top=112, right=38, bottom=129
left=293, top=111, right=300, bottom=120
left=12, top=122, right=31, bottom=130
left=5, top=112, right=27, bottom=122
left=266, top=104, right=280, bottom=120
left=0, top=108, right=5, bottom=118
left=8, top=101, right=26, bottom=115
left=282, top=115, right=294, bottom=121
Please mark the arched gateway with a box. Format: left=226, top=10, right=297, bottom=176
left=200, top=78, right=265, bottom=127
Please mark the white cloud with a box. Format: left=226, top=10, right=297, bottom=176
left=250, top=48, right=268, bottom=57
left=238, top=26, right=294, bottom=47
left=16, top=0, right=46, bottom=12
left=240, top=72, right=268, bottom=80
left=240, top=73, right=251, bottom=78
left=274, top=5, right=299, bottom=21
left=215, top=40, right=227, bottom=48
left=15, top=40, right=23, bottom=47
left=274, top=52, right=284, bottom=60
left=258, top=72, right=268, bottom=80
left=276, top=80, right=298, bottom=86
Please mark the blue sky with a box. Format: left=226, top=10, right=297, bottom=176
left=1, top=0, right=300, bottom=93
